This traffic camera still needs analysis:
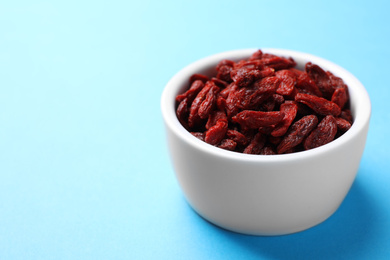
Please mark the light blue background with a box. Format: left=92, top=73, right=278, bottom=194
left=0, top=1, right=389, bottom=259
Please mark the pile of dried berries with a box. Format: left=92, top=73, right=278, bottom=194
left=175, top=50, right=353, bottom=154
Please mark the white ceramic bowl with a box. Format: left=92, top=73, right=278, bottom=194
left=161, top=48, right=371, bottom=236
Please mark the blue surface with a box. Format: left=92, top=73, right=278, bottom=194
left=0, top=0, right=389, bottom=259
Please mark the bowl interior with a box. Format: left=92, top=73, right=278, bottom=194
left=161, top=48, right=371, bottom=162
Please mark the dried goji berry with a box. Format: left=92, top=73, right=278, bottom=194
left=259, top=146, right=276, bottom=155
left=176, top=80, right=204, bottom=103
left=230, top=67, right=258, bottom=87
left=232, top=110, right=285, bottom=129
left=328, top=71, right=347, bottom=90
left=225, top=84, right=241, bottom=117
left=304, top=115, right=337, bottom=150
left=260, top=96, right=277, bottom=112
left=206, top=111, right=228, bottom=129
left=340, top=109, right=353, bottom=124
left=234, top=60, right=264, bottom=70
left=261, top=55, right=296, bottom=70
left=205, top=120, right=228, bottom=145
left=275, top=70, right=296, bottom=97
left=305, top=62, right=334, bottom=98
left=216, top=59, right=235, bottom=71
left=216, top=65, right=233, bottom=82
left=257, top=67, right=275, bottom=78
left=240, top=77, right=279, bottom=109
left=216, top=95, right=227, bottom=111
left=295, top=72, right=323, bottom=97
left=259, top=92, right=285, bottom=112
left=335, top=117, right=352, bottom=132
left=258, top=125, right=275, bottom=135
left=218, top=139, right=237, bottom=151
left=243, top=133, right=266, bottom=154
left=188, top=82, right=212, bottom=128
left=198, top=84, right=220, bottom=119
left=176, top=98, right=189, bottom=128
left=211, top=77, right=229, bottom=88
left=277, top=115, right=318, bottom=154
left=249, top=49, right=263, bottom=60
left=226, top=129, right=249, bottom=146
left=234, top=86, right=257, bottom=109
left=331, top=87, right=348, bottom=109
left=295, top=93, right=341, bottom=116
left=219, top=83, right=237, bottom=99
left=191, top=132, right=205, bottom=141
left=272, top=94, right=285, bottom=106
left=189, top=74, right=209, bottom=84
left=204, top=111, right=228, bottom=145
left=271, top=101, right=298, bottom=137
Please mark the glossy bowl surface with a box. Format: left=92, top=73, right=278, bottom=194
left=161, top=48, right=371, bottom=235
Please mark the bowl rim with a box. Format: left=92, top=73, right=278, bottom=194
left=161, top=48, right=371, bottom=163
